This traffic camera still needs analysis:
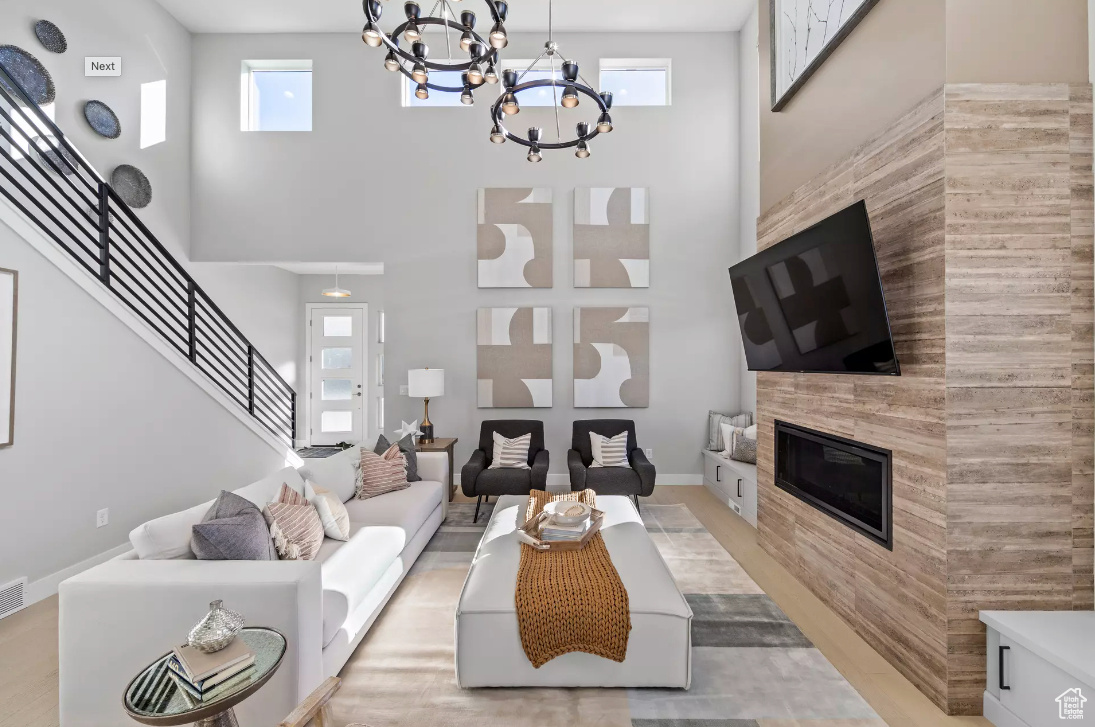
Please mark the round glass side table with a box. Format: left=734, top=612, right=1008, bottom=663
left=123, top=627, right=286, bottom=727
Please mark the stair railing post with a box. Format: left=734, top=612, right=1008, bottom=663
left=187, top=281, right=197, bottom=363
left=291, top=391, right=297, bottom=445
left=97, top=183, right=110, bottom=286
left=247, top=345, right=255, bottom=416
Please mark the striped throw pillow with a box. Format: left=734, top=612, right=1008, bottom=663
left=356, top=444, right=410, bottom=499
left=274, top=482, right=305, bottom=506
left=261, top=501, right=324, bottom=561
left=488, top=432, right=532, bottom=470
left=590, top=432, right=629, bottom=468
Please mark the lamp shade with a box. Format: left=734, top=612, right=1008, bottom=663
left=408, top=368, right=444, bottom=398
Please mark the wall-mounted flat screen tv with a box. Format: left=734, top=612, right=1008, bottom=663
left=729, top=200, right=900, bottom=375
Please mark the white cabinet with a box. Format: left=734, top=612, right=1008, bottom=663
left=981, top=611, right=1095, bottom=727
left=701, top=450, right=756, bottom=527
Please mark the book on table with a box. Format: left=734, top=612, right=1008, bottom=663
left=170, top=638, right=254, bottom=684
left=539, top=518, right=591, bottom=542
left=168, top=664, right=256, bottom=702
left=166, top=653, right=256, bottom=694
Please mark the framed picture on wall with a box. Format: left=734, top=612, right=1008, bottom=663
left=770, top=0, right=881, bottom=111
left=0, top=268, right=17, bottom=448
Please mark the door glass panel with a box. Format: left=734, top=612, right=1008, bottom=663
left=323, top=316, right=353, bottom=337
left=322, top=347, right=353, bottom=369
left=321, top=411, right=353, bottom=433
left=322, top=379, right=352, bottom=400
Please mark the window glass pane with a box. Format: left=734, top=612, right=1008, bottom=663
left=322, top=379, right=352, bottom=400
left=140, top=80, right=167, bottom=149
left=600, top=69, right=668, bottom=106
left=323, top=316, right=353, bottom=337
left=404, top=71, right=467, bottom=107
left=322, top=347, right=353, bottom=369
left=251, top=70, right=312, bottom=131
left=501, top=67, right=565, bottom=107
left=321, top=411, right=353, bottom=433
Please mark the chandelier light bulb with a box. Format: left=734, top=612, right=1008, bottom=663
left=384, top=51, right=400, bottom=72
left=560, top=84, right=579, bottom=108
left=575, top=141, right=590, bottom=158
left=597, top=112, right=613, bottom=133
left=467, top=62, right=484, bottom=85
left=489, top=22, right=508, bottom=49
left=412, top=62, right=429, bottom=84
left=460, top=31, right=475, bottom=52
left=484, top=63, right=499, bottom=84
left=490, top=124, right=506, bottom=143
left=362, top=22, right=384, bottom=47
left=461, top=87, right=475, bottom=105
left=527, top=146, right=542, bottom=163
left=415, top=83, right=429, bottom=100
left=501, top=92, right=520, bottom=115
left=404, top=22, right=422, bottom=42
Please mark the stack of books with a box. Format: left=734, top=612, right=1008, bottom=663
left=539, top=517, right=592, bottom=543
left=167, top=638, right=255, bottom=703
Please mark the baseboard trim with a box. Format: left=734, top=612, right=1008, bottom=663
left=25, top=542, right=133, bottom=606
left=982, top=691, right=1025, bottom=727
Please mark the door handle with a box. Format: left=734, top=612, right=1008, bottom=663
left=716, top=465, right=721, bottom=482
left=999, top=645, right=1010, bottom=690
left=737, top=478, right=743, bottom=498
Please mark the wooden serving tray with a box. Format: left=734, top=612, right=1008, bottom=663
left=518, top=509, right=604, bottom=552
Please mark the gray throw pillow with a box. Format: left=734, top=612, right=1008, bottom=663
left=375, top=434, right=421, bottom=482
left=191, top=491, right=277, bottom=561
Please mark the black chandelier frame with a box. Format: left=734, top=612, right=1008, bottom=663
left=364, top=0, right=505, bottom=94
left=490, top=78, right=611, bottom=150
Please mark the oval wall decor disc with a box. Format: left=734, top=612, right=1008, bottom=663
left=111, top=165, right=152, bottom=209
left=0, top=45, right=56, bottom=106
left=84, top=100, right=121, bottom=139
left=35, top=144, right=78, bottom=176
left=34, top=20, right=68, bottom=54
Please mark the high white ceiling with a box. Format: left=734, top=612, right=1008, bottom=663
left=154, top=0, right=754, bottom=34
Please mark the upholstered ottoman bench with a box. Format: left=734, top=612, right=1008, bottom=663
left=455, top=494, right=692, bottom=688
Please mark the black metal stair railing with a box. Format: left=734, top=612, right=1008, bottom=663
left=0, top=64, right=296, bottom=447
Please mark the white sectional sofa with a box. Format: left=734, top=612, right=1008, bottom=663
left=58, top=446, right=447, bottom=727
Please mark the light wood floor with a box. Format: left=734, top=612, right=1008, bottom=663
left=0, top=486, right=990, bottom=727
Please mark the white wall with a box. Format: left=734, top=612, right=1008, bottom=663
left=738, top=7, right=760, bottom=416
left=3, top=0, right=193, bottom=257
left=189, top=32, right=743, bottom=476
left=0, top=221, right=289, bottom=590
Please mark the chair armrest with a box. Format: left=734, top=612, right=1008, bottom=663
left=568, top=449, right=588, bottom=490
left=461, top=449, right=487, bottom=497
left=531, top=449, right=550, bottom=489
left=59, top=560, right=323, bottom=727
left=629, top=448, right=657, bottom=497
left=416, top=450, right=449, bottom=485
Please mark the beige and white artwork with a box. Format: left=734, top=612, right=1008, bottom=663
left=574, top=307, right=649, bottom=408
left=573, top=187, right=650, bottom=288
left=477, top=307, right=553, bottom=408
left=477, top=188, right=553, bottom=288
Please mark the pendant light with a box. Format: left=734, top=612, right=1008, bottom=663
left=486, top=0, right=614, bottom=160
left=323, top=266, right=352, bottom=298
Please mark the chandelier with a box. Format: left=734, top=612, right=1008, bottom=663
left=361, top=0, right=510, bottom=102
left=487, top=0, right=614, bottom=161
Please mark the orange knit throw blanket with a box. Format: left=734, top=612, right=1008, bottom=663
left=515, top=490, right=631, bottom=668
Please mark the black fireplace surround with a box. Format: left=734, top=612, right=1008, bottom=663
left=774, top=421, right=893, bottom=549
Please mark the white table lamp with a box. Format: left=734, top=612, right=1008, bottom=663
left=408, top=368, right=444, bottom=442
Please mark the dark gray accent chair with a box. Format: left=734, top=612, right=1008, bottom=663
left=568, top=419, right=655, bottom=511
left=461, top=420, right=549, bottom=521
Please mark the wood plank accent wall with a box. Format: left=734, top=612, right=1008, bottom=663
left=943, top=83, right=1095, bottom=714
left=755, top=84, right=1094, bottom=716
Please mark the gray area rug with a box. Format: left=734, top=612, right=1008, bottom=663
left=331, top=502, right=883, bottom=727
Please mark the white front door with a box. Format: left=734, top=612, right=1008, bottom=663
left=309, top=307, right=365, bottom=445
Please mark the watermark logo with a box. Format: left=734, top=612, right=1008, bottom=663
left=1057, top=687, right=1087, bottom=720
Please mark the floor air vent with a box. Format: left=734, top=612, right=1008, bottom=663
left=0, top=578, right=27, bottom=620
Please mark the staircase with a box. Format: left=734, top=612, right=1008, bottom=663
left=0, top=65, right=296, bottom=447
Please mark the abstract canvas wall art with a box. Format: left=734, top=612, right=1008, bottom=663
left=770, top=0, right=879, bottom=111
left=574, top=307, right=649, bottom=408
left=477, top=307, right=553, bottom=408
left=477, top=188, right=553, bottom=288
left=573, top=187, right=650, bottom=288
left=0, top=268, right=17, bottom=448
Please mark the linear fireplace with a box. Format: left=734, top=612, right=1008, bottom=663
left=774, top=421, right=893, bottom=549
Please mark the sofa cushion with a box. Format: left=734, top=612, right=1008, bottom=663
left=317, top=523, right=406, bottom=646
left=583, top=467, right=641, bottom=496
left=297, top=448, right=360, bottom=503
left=129, top=466, right=305, bottom=560
left=470, top=467, right=533, bottom=497
left=342, top=480, right=443, bottom=545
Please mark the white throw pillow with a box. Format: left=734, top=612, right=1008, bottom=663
left=719, top=422, right=736, bottom=457
left=744, top=424, right=758, bottom=440
left=305, top=480, right=351, bottom=541
left=590, top=432, right=629, bottom=468
left=488, top=432, right=532, bottom=470
left=297, top=447, right=360, bottom=503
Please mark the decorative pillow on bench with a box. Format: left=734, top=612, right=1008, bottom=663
left=708, top=410, right=753, bottom=451
left=191, top=490, right=277, bottom=561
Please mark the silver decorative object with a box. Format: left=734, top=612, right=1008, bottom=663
left=187, top=600, right=244, bottom=654
left=0, top=45, right=56, bottom=106
left=34, top=20, right=68, bottom=54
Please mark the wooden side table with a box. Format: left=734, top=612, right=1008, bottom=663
left=416, top=437, right=458, bottom=501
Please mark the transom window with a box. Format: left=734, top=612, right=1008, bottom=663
left=599, top=59, right=671, bottom=106
left=241, top=60, right=313, bottom=131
